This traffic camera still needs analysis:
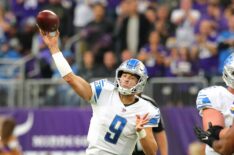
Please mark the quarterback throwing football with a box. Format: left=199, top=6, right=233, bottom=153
left=39, top=30, right=160, bottom=155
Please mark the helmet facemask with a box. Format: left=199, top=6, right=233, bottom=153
left=223, top=66, right=234, bottom=89
left=222, top=53, right=234, bottom=89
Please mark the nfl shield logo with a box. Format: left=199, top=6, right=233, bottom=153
left=122, top=108, right=126, bottom=112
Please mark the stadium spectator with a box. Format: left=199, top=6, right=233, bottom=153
left=0, top=0, right=10, bottom=12
left=73, top=0, right=93, bottom=33
left=217, top=13, right=234, bottom=74
left=80, top=2, right=114, bottom=65
left=105, top=0, right=120, bottom=20
left=191, top=19, right=218, bottom=80
left=194, top=0, right=227, bottom=35
left=0, top=40, right=21, bottom=79
left=121, top=49, right=134, bottom=62
left=194, top=52, right=234, bottom=154
left=0, top=4, right=11, bottom=43
left=221, top=0, right=233, bottom=8
left=37, top=44, right=53, bottom=78
left=170, top=0, right=200, bottom=48
left=193, top=0, right=208, bottom=15
left=78, top=51, right=96, bottom=81
left=137, top=30, right=167, bottom=77
left=117, top=0, right=153, bottom=56
left=144, top=6, right=156, bottom=25
left=0, top=40, right=21, bottom=60
left=95, top=50, right=117, bottom=77
left=10, top=0, right=46, bottom=26
left=40, top=30, right=161, bottom=155
left=114, top=0, right=130, bottom=36
left=113, top=0, right=130, bottom=60
left=164, top=46, right=179, bottom=77
left=224, top=5, right=234, bottom=20
left=155, top=4, right=174, bottom=46
left=17, top=16, right=37, bottom=55
left=137, top=0, right=151, bottom=14
left=203, top=1, right=227, bottom=33
left=0, top=116, right=22, bottom=155
left=133, top=94, right=168, bottom=155
left=166, top=47, right=195, bottom=77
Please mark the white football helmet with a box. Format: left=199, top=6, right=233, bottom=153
left=115, top=59, right=148, bottom=95
left=223, top=53, right=234, bottom=88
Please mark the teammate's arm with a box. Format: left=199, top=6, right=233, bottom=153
left=213, top=122, right=234, bottom=154
left=40, top=30, right=92, bottom=101
left=152, top=119, right=168, bottom=155
left=140, top=128, right=158, bottom=155
left=154, top=130, right=168, bottom=155
left=139, top=95, right=167, bottom=155
left=202, top=108, right=229, bottom=138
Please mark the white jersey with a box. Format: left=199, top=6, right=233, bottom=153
left=86, top=79, right=160, bottom=155
left=196, top=86, right=234, bottom=155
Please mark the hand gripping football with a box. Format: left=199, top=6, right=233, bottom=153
left=36, top=10, right=60, bottom=33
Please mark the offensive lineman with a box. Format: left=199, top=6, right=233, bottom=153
left=194, top=53, right=234, bottom=155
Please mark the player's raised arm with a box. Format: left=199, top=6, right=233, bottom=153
left=39, top=30, right=92, bottom=101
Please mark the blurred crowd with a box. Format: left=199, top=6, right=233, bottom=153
left=0, top=0, right=233, bottom=82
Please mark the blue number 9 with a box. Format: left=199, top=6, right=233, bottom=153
left=104, top=115, right=127, bottom=144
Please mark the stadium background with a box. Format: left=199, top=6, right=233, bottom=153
left=0, top=0, right=231, bottom=154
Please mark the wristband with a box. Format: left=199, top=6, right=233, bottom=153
left=136, top=129, right=146, bottom=139
left=52, top=52, right=72, bottom=77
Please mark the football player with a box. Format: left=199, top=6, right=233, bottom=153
left=39, top=30, right=160, bottom=155
left=194, top=53, right=234, bottom=155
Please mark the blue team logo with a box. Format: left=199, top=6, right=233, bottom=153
left=224, top=53, right=234, bottom=66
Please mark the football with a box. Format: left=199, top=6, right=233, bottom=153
left=36, top=10, right=60, bottom=32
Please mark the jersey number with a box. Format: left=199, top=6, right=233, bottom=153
left=104, top=115, right=127, bottom=144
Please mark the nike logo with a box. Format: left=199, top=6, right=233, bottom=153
left=202, top=137, right=208, bottom=140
